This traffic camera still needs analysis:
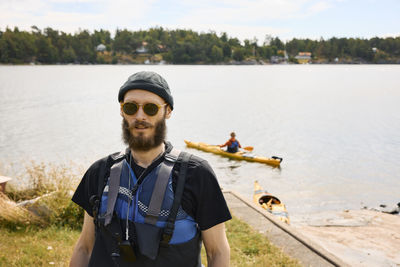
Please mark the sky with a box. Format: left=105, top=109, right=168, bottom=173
left=1, top=0, right=399, bottom=43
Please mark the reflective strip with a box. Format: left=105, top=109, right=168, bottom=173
left=144, top=148, right=180, bottom=225
left=138, top=200, right=187, bottom=218
left=104, top=185, right=133, bottom=200
left=145, top=158, right=175, bottom=225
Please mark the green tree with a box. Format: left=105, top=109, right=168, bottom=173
left=61, top=46, right=77, bottom=63
left=35, top=35, right=58, bottom=63
left=232, top=48, right=245, bottom=61
left=258, top=46, right=273, bottom=60
left=270, top=37, right=284, bottom=50
left=222, top=43, right=232, bottom=59
left=113, top=29, right=138, bottom=54
left=71, top=30, right=96, bottom=63
left=210, top=45, right=223, bottom=62
left=0, top=27, right=36, bottom=63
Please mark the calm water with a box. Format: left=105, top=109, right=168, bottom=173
left=1, top=65, right=399, bottom=223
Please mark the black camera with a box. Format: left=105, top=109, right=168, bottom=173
left=118, top=240, right=136, bottom=262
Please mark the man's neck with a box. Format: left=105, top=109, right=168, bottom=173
left=130, top=144, right=165, bottom=168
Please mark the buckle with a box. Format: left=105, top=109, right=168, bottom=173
left=165, top=221, right=175, bottom=232
left=164, top=154, right=177, bottom=163
left=160, top=222, right=175, bottom=246
left=161, top=232, right=172, bottom=246
left=111, top=151, right=125, bottom=160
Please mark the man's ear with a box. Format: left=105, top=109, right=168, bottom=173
left=120, top=104, right=124, bottom=117
left=165, top=106, right=172, bottom=119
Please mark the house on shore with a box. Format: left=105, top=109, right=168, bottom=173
left=295, top=52, right=312, bottom=64
left=96, top=44, right=106, bottom=52
left=136, top=41, right=149, bottom=54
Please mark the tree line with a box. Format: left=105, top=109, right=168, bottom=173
left=1, top=26, right=399, bottom=64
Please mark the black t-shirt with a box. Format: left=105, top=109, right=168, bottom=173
left=72, top=142, right=231, bottom=231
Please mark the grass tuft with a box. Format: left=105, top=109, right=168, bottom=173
left=0, top=192, right=45, bottom=229
left=0, top=162, right=83, bottom=229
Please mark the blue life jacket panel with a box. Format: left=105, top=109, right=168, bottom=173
left=227, top=140, right=239, bottom=153
left=99, top=159, right=197, bottom=244
left=229, top=140, right=239, bottom=149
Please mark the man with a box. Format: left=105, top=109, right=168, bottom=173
left=220, top=132, right=241, bottom=153
left=70, top=71, right=231, bottom=267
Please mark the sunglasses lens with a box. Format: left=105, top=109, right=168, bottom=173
left=123, top=103, right=138, bottom=115
left=143, top=103, right=159, bottom=116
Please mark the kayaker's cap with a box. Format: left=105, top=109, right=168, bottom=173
left=118, top=71, right=174, bottom=110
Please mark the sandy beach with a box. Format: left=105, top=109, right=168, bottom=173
left=293, top=209, right=400, bottom=266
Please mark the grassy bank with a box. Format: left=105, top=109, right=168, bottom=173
left=0, top=216, right=300, bottom=267
left=0, top=163, right=300, bottom=266
left=0, top=226, right=80, bottom=266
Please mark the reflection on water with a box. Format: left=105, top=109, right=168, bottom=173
left=0, top=65, right=399, bottom=222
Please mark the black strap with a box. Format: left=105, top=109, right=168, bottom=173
left=161, top=152, right=191, bottom=245
left=91, top=152, right=124, bottom=228
left=144, top=148, right=180, bottom=225
left=97, top=151, right=125, bottom=197
left=105, top=160, right=124, bottom=225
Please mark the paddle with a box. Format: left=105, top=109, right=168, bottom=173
left=212, top=144, right=253, bottom=152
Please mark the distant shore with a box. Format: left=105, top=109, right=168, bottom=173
left=1, top=60, right=400, bottom=66
left=2, top=27, right=399, bottom=65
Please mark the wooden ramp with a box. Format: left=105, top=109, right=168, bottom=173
left=223, top=190, right=348, bottom=267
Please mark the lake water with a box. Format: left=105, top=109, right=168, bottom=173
left=0, top=65, right=399, bottom=223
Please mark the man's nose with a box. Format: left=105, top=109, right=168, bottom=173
left=134, top=106, right=147, bottom=119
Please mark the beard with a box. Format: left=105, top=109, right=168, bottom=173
left=122, top=117, right=167, bottom=151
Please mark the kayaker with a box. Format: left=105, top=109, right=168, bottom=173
left=70, top=71, right=231, bottom=267
left=220, top=132, right=242, bottom=153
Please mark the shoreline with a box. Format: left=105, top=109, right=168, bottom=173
left=1, top=62, right=400, bottom=66
left=292, top=209, right=400, bottom=266
left=224, top=190, right=400, bottom=267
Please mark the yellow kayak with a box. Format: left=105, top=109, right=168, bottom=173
left=253, top=181, right=290, bottom=224
left=184, top=140, right=282, bottom=167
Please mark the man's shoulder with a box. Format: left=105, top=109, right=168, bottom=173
left=182, top=151, right=208, bottom=167
left=178, top=151, right=215, bottom=178
left=87, top=151, right=126, bottom=173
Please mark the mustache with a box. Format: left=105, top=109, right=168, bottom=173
left=122, top=117, right=166, bottom=151
left=125, top=120, right=153, bottom=129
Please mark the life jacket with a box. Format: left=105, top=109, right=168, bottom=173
left=89, top=149, right=202, bottom=267
left=227, top=139, right=239, bottom=153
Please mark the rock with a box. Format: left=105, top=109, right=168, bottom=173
left=17, top=192, right=56, bottom=217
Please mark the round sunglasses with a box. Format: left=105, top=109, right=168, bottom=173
left=121, top=102, right=167, bottom=116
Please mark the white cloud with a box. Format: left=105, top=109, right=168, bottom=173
left=160, top=0, right=335, bottom=41
left=0, top=0, right=364, bottom=41
left=169, top=22, right=290, bottom=42
left=1, top=0, right=336, bottom=30
left=307, top=1, right=332, bottom=14
left=46, top=0, right=98, bottom=3
left=172, top=0, right=322, bottom=22
left=0, top=0, right=157, bottom=32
